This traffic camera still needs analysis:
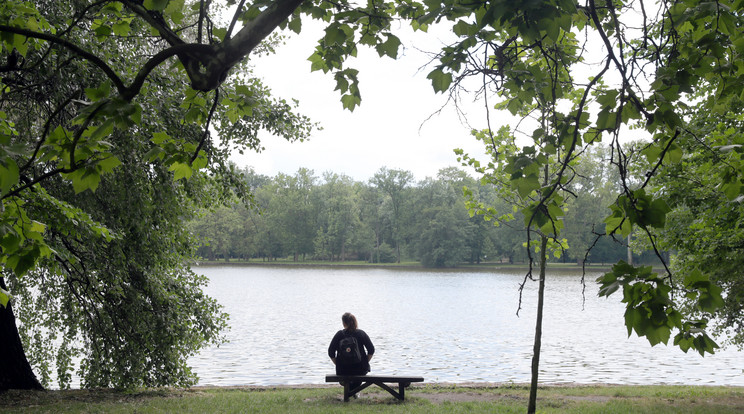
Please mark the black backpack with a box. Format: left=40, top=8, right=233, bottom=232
left=338, top=332, right=362, bottom=364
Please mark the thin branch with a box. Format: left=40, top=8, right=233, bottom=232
left=191, top=89, right=220, bottom=164
left=20, top=94, right=78, bottom=173
left=226, top=0, right=248, bottom=40
left=0, top=25, right=127, bottom=95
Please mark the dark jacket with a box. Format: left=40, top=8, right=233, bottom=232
left=328, top=328, right=375, bottom=375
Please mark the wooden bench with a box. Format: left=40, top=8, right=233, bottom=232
left=326, top=374, right=424, bottom=402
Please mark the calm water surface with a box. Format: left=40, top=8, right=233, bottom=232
left=189, top=265, right=743, bottom=386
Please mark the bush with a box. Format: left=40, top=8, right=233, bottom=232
left=370, top=243, right=396, bottom=263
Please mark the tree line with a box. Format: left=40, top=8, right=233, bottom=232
left=190, top=145, right=658, bottom=267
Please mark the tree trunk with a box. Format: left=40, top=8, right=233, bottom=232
left=375, top=228, right=380, bottom=263
left=527, top=235, right=548, bottom=414
left=0, top=277, right=43, bottom=391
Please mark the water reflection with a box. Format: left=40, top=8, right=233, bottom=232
left=190, top=265, right=744, bottom=386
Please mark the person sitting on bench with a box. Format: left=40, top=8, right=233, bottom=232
left=328, top=312, right=375, bottom=396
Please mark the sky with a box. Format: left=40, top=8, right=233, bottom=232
left=229, top=22, right=501, bottom=183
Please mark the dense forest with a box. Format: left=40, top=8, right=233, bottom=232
left=190, top=145, right=658, bottom=267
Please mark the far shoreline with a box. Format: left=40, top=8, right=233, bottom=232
left=191, top=260, right=624, bottom=273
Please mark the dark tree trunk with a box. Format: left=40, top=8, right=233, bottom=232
left=527, top=235, right=548, bottom=414
left=0, top=277, right=43, bottom=391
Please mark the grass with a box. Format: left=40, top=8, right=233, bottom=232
left=2, top=384, right=743, bottom=413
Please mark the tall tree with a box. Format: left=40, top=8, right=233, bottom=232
left=414, top=173, right=471, bottom=267
left=562, top=145, right=624, bottom=265
left=370, top=167, right=414, bottom=263
left=652, top=87, right=744, bottom=348
left=0, top=0, right=403, bottom=389
left=416, top=1, right=738, bottom=411
left=314, top=172, right=359, bottom=261
left=269, top=169, right=317, bottom=261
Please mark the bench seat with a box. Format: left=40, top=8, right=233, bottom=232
left=326, top=374, right=424, bottom=401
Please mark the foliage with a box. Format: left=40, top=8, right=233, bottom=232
left=415, top=0, right=738, bottom=360
left=650, top=94, right=744, bottom=348
left=190, top=161, right=637, bottom=267
left=0, top=0, right=332, bottom=388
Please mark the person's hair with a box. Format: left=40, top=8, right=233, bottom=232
left=342, top=312, right=358, bottom=331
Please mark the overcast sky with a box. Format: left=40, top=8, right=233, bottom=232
left=229, top=22, right=502, bottom=183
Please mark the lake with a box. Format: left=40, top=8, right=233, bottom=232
left=189, top=265, right=744, bottom=386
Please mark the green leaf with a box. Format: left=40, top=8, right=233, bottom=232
left=152, top=132, right=170, bottom=145
left=144, top=146, right=164, bottom=162
left=112, top=21, right=131, bottom=36
left=98, top=156, right=122, bottom=173
left=68, top=168, right=102, bottom=193
left=89, top=119, right=115, bottom=142
left=624, top=307, right=641, bottom=337
left=427, top=69, right=452, bottom=93
left=721, top=181, right=741, bottom=200
left=599, top=281, right=620, bottom=297
left=375, top=33, right=401, bottom=58
left=324, top=25, right=348, bottom=46
left=663, top=143, right=683, bottom=164
left=85, top=82, right=112, bottom=101
left=641, top=144, right=662, bottom=164
left=288, top=17, right=302, bottom=34
left=10, top=245, right=41, bottom=276
left=698, top=283, right=724, bottom=313
left=644, top=197, right=671, bottom=228
left=515, top=174, right=540, bottom=198
left=0, top=287, right=9, bottom=308
left=340, top=94, right=361, bottom=111
left=144, top=0, right=169, bottom=11
left=169, top=162, right=192, bottom=181
left=29, top=220, right=46, bottom=234
left=596, top=109, right=616, bottom=130
left=453, top=20, right=475, bottom=36
left=645, top=324, right=671, bottom=346
left=0, top=159, right=20, bottom=196
left=164, top=0, right=186, bottom=24
left=683, top=269, right=707, bottom=287
left=674, top=332, right=692, bottom=353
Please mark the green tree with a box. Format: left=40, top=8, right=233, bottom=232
left=314, top=172, right=360, bottom=261
left=358, top=182, right=387, bottom=263
left=652, top=96, right=744, bottom=347
left=416, top=1, right=734, bottom=410
left=272, top=169, right=317, bottom=261
left=562, top=145, right=625, bottom=265
left=414, top=172, right=471, bottom=267
left=370, top=167, right=414, bottom=263
left=2, top=0, right=399, bottom=389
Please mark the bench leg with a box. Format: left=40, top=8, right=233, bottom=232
left=375, top=382, right=407, bottom=400
left=342, top=382, right=350, bottom=402
left=342, top=381, right=373, bottom=402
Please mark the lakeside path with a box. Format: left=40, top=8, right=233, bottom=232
left=2, top=383, right=743, bottom=413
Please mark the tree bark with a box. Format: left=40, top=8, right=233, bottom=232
left=627, top=233, right=633, bottom=265
left=0, top=277, right=43, bottom=391
left=527, top=235, right=548, bottom=414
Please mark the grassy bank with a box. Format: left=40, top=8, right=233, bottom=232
left=1, top=384, right=742, bottom=413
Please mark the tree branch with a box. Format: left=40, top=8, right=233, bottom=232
left=0, top=25, right=127, bottom=95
